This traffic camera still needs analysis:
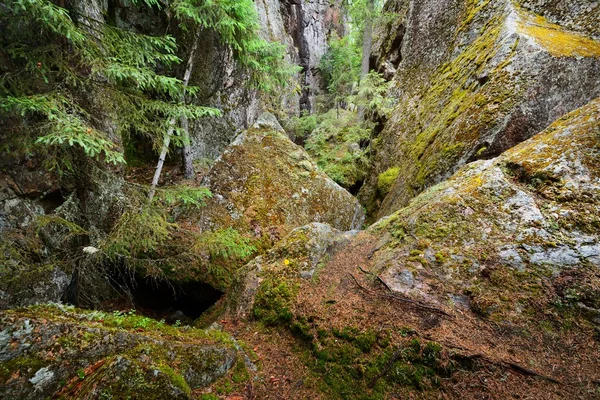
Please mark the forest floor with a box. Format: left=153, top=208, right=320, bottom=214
left=207, top=233, right=600, bottom=399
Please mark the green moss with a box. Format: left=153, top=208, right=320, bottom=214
left=231, top=359, right=250, bottom=384
left=377, top=167, right=401, bottom=196
left=291, top=317, right=314, bottom=342
left=155, top=364, right=192, bottom=397
left=253, top=278, right=298, bottom=325
left=308, top=331, right=448, bottom=399
left=434, top=252, right=448, bottom=263
left=0, top=355, right=47, bottom=383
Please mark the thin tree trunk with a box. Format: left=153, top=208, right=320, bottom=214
left=181, top=114, right=194, bottom=179
left=360, top=0, right=374, bottom=80
left=358, top=0, right=375, bottom=121
left=148, top=31, right=200, bottom=203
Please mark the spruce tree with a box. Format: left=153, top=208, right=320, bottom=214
left=0, top=0, right=220, bottom=174
left=1, top=0, right=294, bottom=179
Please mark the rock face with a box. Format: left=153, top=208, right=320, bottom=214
left=233, top=98, right=600, bottom=398
left=190, top=0, right=346, bottom=160
left=0, top=304, right=238, bottom=400
left=193, top=116, right=364, bottom=246
left=366, top=97, right=600, bottom=317
left=361, top=0, right=600, bottom=219
left=94, top=0, right=345, bottom=161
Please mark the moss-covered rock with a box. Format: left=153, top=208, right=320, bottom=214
left=231, top=222, right=357, bottom=320
left=0, top=304, right=238, bottom=399
left=361, top=0, right=600, bottom=220
left=367, top=97, right=600, bottom=321
left=191, top=119, right=364, bottom=251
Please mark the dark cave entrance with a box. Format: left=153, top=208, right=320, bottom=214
left=71, top=267, right=227, bottom=324
left=127, top=276, right=224, bottom=322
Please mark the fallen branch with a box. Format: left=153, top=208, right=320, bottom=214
left=369, top=347, right=403, bottom=388
left=347, top=272, right=375, bottom=295
left=466, top=354, right=561, bottom=384
left=354, top=268, right=453, bottom=319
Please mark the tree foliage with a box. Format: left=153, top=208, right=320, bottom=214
left=0, top=0, right=295, bottom=172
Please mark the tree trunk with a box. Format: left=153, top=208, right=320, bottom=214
left=358, top=0, right=375, bottom=121
left=181, top=114, right=195, bottom=179
left=148, top=31, right=200, bottom=203
left=360, top=0, right=375, bottom=80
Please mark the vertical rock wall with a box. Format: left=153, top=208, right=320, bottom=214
left=107, top=0, right=345, bottom=161
left=361, top=0, right=600, bottom=219
left=189, top=0, right=346, bottom=160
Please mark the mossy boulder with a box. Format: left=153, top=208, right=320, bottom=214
left=192, top=119, right=364, bottom=249
left=0, top=304, right=238, bottom=399
left=361, top=0, right=600, bottom=220
left=230, top=222, right=357, bottom=320
left=366, top=97, right=600, bottom=320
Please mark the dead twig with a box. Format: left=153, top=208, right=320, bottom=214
left=367, top=246, right=383, bottom=260
left=354, top=268, right=454, bottom=319
left=466, top=354, right=561, bottom=384
left=347, top=272, right=375, bottom=295
left=358, top=266, right=393, bottom=293
left=369, top=347, right=403, bottom=388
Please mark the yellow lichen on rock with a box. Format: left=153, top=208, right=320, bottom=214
left=516, top=5, right=600, bottom=57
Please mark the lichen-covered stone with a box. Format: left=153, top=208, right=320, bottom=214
left=193, top=123, right=364, bottom=246
left=231, top=222, right=357, bottom=320
left=518, top=0, right=600, bottom=39
left=367, top=97, right=600, bottom=319
left=0, top=304, right=237, bottom=400
left=361, top=0, right=600, bottom=220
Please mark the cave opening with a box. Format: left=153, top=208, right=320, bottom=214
left=39, top=189, right=67, bottom=213
left=125, top=275, right=224, bottom=323
left=64, top=266, right=227, bottom=324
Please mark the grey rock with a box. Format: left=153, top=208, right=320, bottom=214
left=530, top=247, right=580, bottom=268
left=29, top=367, right=55, bottom=392
left=498, top=246, right=526, bottom=271
left=361, top=0, right=600, bottom=219
left=253, top=112, right=285, bottom=133
left=0, top=306, right=237, bottom=400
